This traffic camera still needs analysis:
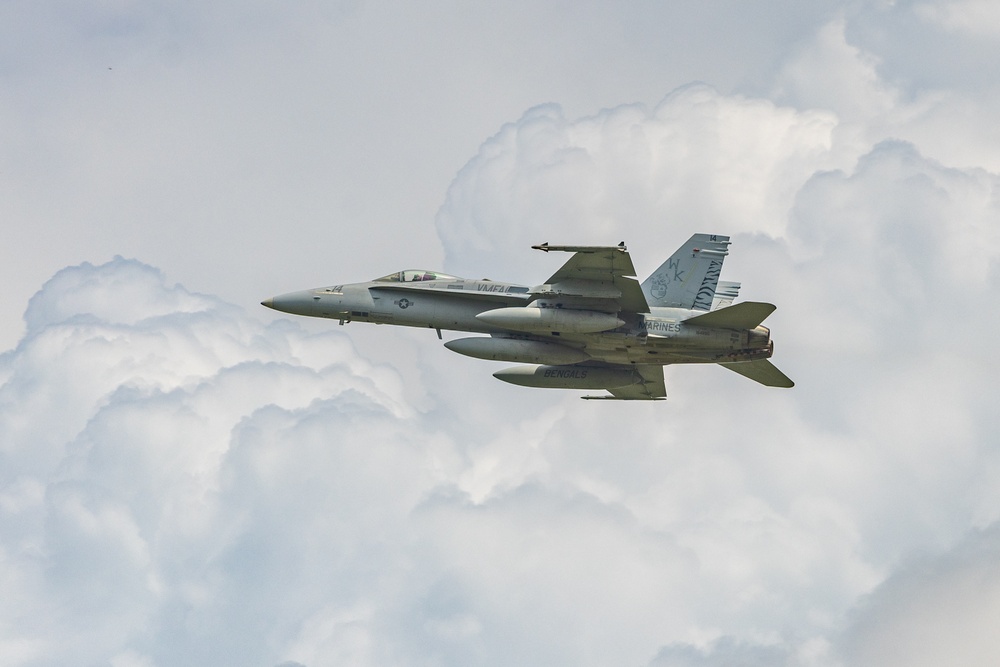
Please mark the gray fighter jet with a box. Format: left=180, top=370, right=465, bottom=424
left=261, top=234, right=793, bottom=400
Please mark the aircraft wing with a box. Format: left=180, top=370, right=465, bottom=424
left=530, top=243, right=650, bottom=313
left=582, top=364, right=666, bottom=400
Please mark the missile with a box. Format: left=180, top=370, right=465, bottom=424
left=476, top=307, right=623, bottom=334
left=493, top=364, right=640, bottom=389
left=444, top=337, right=590, bottom=365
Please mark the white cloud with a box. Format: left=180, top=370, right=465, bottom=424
left=0, top=0, right=852, bottom=352
left=5, top=183, right=997, bottom=664
left=842, top=0, right=1000, bottom=104
left=774, top=17, right=898, bottom=122
left=1, top=258, right=424, bottom=665
left=650, top=637, right=797, bottom=667
left=838, top=525, right=1000, bottom=667
left=436, top=85, right=841, bottom=281
left=773, top=12, right=1000, bottom=172
left=6, top=74, right=1000, bottom=664
left=915, top=0, right=1000, bottom=37
left=3, top=2, right=1000, bottom=666
left=430, top=39, right=1000, bottom=662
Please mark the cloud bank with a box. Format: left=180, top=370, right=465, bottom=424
left=4, top=133, right=999, bottom=665
left=3, top=3, right=1000, bottom=666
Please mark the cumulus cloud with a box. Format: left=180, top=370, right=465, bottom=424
left=650, top=637, right=796, bottom=667
left=838, top=524, right=1000, bottom=667
left=428, top=18, right=1000, bottom=663
left=5, top=135, right=999, bottom=667
left=775, top=11, right=1000, bottom=172
left=1, top=258, right=424, bottom=665
left=436, top=85, right=842, bottom=281
left=915, top=0, right=1000, bottom=37
left=846, top=0, right=1000, bottom=92
left=4, top=4, right=1000, bottom=667
left=0, top=0, right=856, bottom=352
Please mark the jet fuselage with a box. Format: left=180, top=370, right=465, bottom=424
left=262, top=237, right=793, bottom=399
left=262, top=277, right=772, bottom=367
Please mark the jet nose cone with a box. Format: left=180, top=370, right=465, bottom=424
left=258, top=290, right=319, bottom=316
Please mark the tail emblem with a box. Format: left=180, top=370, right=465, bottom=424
left=650, top=273, right=668, bottom=299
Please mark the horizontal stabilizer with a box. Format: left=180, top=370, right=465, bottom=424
left=682, top=301, right=775, bottom=329
left=718, top=359, right=794, bottom=387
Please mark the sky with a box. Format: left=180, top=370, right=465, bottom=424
left=2, top=1, right=1000, bottom=666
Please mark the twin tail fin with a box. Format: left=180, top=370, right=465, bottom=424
left=640, top=234, right=730, bottom=310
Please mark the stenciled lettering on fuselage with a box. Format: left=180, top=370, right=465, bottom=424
left=642, top=319, right=681, bottom=334
left=543, top=368, right=589, bottom=379
left=476, top=283, right=511, bottom=293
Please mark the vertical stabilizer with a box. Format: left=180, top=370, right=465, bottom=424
left=641, top=234, right=731, bottom=310
left=712, top=281, right=741, bottom=310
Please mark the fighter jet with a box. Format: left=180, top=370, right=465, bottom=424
left=261, top=234, right=793, bottom=400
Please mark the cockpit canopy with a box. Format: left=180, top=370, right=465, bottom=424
left=374, top=270, right=459, bottom=283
